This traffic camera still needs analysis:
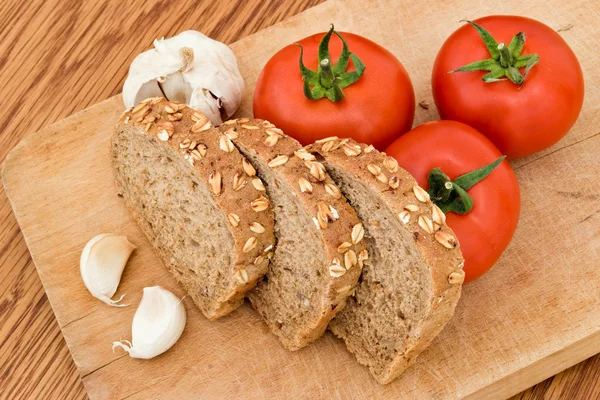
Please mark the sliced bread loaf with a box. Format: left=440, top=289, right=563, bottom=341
left=307, top=138, right=464, bottom=384
left=218, top=119, right=366, bottom=350
left=111, top=98, right=275, bottom=320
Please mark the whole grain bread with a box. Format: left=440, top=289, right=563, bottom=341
left=111, top=97, right=275, bottom=320
left=217, top=119, right=365, bottom=350
left=307, top=138, right=464, bottom=384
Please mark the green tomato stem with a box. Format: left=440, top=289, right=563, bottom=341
left=448, top=20, right=539, bottom=88
left=297, top=25, right=366, bottom=102
left=427, top=156, right=506, bottom=214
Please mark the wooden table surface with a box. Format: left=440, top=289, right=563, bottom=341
left=0, top=0, right=598, bottom=399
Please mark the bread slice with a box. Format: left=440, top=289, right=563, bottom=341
left=307, top=138, right=464, bottom=384
left=217, top=119, right=366, bottom=350
left=111, top=97, right=275, bottom=320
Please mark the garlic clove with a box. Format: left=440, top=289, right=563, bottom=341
left=123, top=30, right=244, bottom=125
left=158, top=71, right=193, bottom=105
left=112, top=286, right=186, bottom=359
left=189, top=88, right=221, bottom=125
left=133, top=80, right=164, bottom=105
left=80, top=234, right=136, bottom=307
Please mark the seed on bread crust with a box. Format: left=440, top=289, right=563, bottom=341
left=405, top=204, right=419, bottom=212
left=418, top=215, right=434, bottom=234
left=317, top=201, right=335, bottom=228
left=413, top=185, right=431, bottom=203
left=224, top=128, right=239, bottom=140
left=220, top=135, right=235, bottom=153
left=294, top=148, right=316, bottom=161
left=343, top=143, right=362, bottom=156
left=208, top=171, right=222, bottom=195
left=325, top=182, right=342, bottom=199
left=351, top=223, right=365, bottom=244
left=252, top=178, right=266, bottom=191
left=388, top=176, right=400, bottom=189
left=344, top=250, right=357, bottom=270
left=398, top=210, right=410, bottom=225
left=157, top=130, right=169, bottom=141
left=435, top=231, right=458, bottom=249
left=167, top=112, right=183, bottom=121
left=312, top=217, right=321, bottom=230
left=337, top=242, right=352, bottom=253
left=243, top=237, right=258, bottom=253
left=357, top=249, right=369, bottom=267
left=367, top=164, right=381, bottom=176
left=190, top=149, right=203, bottom=160
left=251, top=196, right=270, bottom=212
left=268, top=155, right=289, bottom=168
left=265, top=135, right=280, bottom=147
left=298, top=177, right=313, bottom=193
left=307, top=161, right=326, bottom=181
left=180, top=139, right=192, bottom=149
left=132, top=102, right=148, bottom=114
left=266, top=127, right=283, bottom=135
left=228, top=213, right=240, bottom=227
left=322, top=140, right=336, bottom=153
left=191, top=119, right=212, bottom=133
left=234, top=268, right=249, bottom=284
left=432, top=204, right=446, bottom=226
left=250, top=222, right=266, bottom=234
left=241, top=124, right=260, bottom=130
left=364, top=144, right=375, bottom=153
left=232, top=173, right=247, bottom=191
left=329, top=263, right=346, bottom=278
left=242, top=157, right=256, bottom=176
left=164, top=102, right=177, bottom=113
left=315, top=136, right=339, bottom=144
left=375, top=172, right=388, bottom=183
left=329, top=205, right=340, bottom=220
left=448, top=270, right=465, bottom=284
left=383, top=156, right=399, bottom=173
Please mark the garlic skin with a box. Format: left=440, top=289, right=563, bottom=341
left=80, top=234, right=136, bottom=307
left=112, top=286, right=186, bottom=359
left=122, top=30, right=245, bottom=125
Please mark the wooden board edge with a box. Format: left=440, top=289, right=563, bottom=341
left=464, top=329, right=600, bottom=399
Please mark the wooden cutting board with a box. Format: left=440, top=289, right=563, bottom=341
left=3, top=0, right=600, bottom=398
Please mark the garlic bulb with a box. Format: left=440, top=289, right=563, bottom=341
left=122, top=30, right=244, bottom=125
left=80, top=234, right=136, bottom=307
left=112, top=286, right=186, bottom=359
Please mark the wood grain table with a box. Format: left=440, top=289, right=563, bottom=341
left=0, top=0, right=598, bottom=399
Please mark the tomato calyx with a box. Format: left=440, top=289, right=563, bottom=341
left=427, top=155, right=506, bottom=214
left=448, top=20, right=540, bottom=88
left=296, top=25, right=366, bottom=102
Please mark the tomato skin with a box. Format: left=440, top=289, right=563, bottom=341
left=385, top=120, right=520, bottom=283
left=253, top=32, right=415, bottom=150
left=432, top=16, right=584, bottom=159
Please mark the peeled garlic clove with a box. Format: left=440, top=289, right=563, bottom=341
left=112, top=286, right=186, bottom=359
left=123, top=30, right=244, bottom=125
left=80, top=234, right=135, bottom=307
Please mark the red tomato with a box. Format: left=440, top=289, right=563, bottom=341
left=385, top=120, right=520, bottom=283
left=432, top=16, right=584, bottom=159
left=253, top=29, right=415, bottom=150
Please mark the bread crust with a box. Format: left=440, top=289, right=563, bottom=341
left=308, top=138, right=464, bottom=384
left=218, top=119, right=366, bottom=350
left=112, top=97, right=275, bottom=320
